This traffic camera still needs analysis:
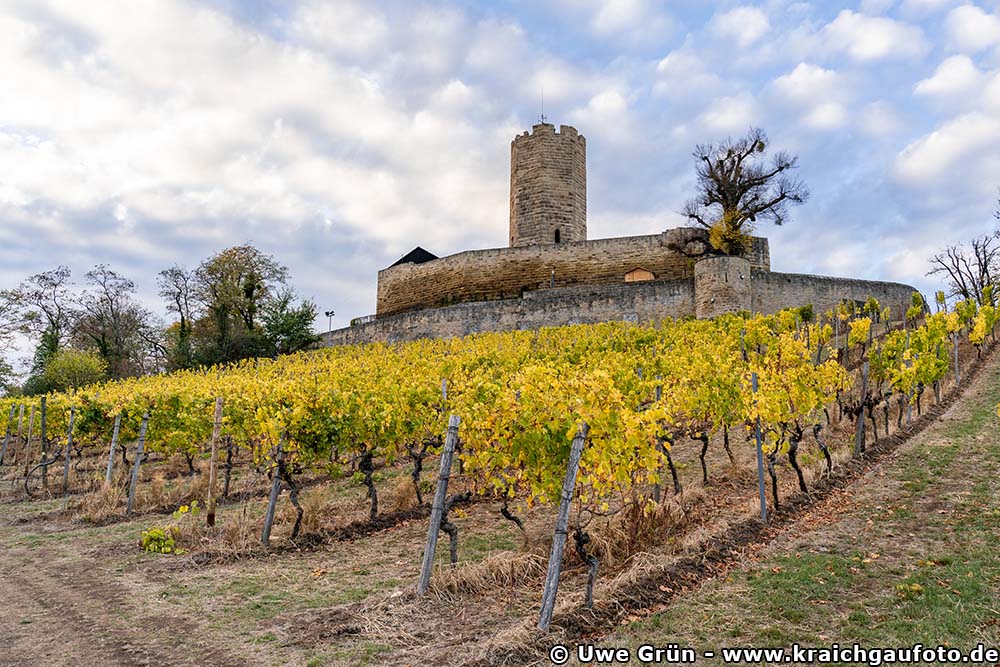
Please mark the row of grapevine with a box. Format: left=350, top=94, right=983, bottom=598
left=0, top=294, right=995, bottom=528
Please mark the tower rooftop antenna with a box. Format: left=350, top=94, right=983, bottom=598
left=539, top=85, right=547, bottom=124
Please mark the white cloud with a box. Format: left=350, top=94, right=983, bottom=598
left=899, top=0, right=959, bottom=14
left=772, top=63, right=846, bottom=104
left=568, top=90, right=633, bottom=144
left=466, top=20, right=528, bottom=75
left=653, top=50, right=721, bottom=97
left=893, top=111, right=1000, bottom=184
left=803, top=103, right=849, bottom=129
left=914, top=54, right=984, bottom=96
left=771, top=64, right=850, bottom=130
left=944, top=4, right=1000, bottom=52
left=591, top=0, right=652, bottom=33
left=697, top=93, right=756, bottom=132
left=710, top=6, right=771, bottom=48
left=985, top=72, right=1000, bottom=108
left=524, top=60, right=610, bottom=108
left=0, top=1, right=521, bottom=261
left=861, top=0, right=896, bottom=14
left=822, top=10, right=929, bottom=61
left=859, top=101, right=903, bottom=135
left=287, top=1, right=389, bottom=60
left=554, top=0, right=673, bottom=44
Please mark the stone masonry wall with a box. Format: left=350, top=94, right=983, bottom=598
left=376, top=229, right=771, bottom=316
left=751, top=272, right=916, bottom=318
left=509, top=124, right=587, bottom=247
left=329, top=280, right=695, bottom=346
left=329, top=270, right=918, bottom=348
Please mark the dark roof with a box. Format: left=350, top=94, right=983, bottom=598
left=390, top=246, right=438, bottom=267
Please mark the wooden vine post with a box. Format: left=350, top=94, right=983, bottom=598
left=15, top=404, right=24, bottom=464
left=23, top=404, right=35, bottom=478
left=905, top=332, right=913, bottom=426
left=126, top=413, right=150, bottom=516
left=538, top=423, right=589, bottom=632
left=417, top=414, right=461, bottom=595
left=854, top=361, right=869, bottom=457
left=105, top=413, right=122, bottom=486
left=61, top=407, right=76, bottom=496
left=652, top=383, right=662, bottom=504
left=0, top=404, right=14, bottom=465
left=953, top=333, right=961, bottom=386
left=39, top=397, right=48, bottom=487
left=206, top=397, right=224, bottom=527
left=261, top=435, right=287, bottom=547
left=751, top=373, right=768, bottom=524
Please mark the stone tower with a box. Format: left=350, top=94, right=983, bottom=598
left=694, top=255, right=752, bottom=319
left=509, top=123, right=587, bottom=247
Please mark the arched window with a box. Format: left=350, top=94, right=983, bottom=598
left=554, top=229, right=561, bottom=244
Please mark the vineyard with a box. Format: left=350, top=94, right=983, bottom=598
left=0, top=292, right=998, bottom=666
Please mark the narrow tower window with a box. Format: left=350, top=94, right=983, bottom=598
left=554, top=229, right=561, bottom=244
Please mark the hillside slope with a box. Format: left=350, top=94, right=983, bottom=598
left=587, top=351, right=1000, bottom=664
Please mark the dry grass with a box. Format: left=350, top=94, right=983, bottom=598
left=386, top=474, right=419, bottom=511
left=428, top=551, right=547, bottom=598
left=69, top=459, right=215, bottom=522
left=73, top=481, right=128, bottom=524
left=135, top=460, right=212, bottom=514
left=273, top=486, right=331, bottom=537
left=174, top=504, right=262, bottom=559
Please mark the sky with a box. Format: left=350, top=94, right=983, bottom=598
left=2, top=0, right=1000, bottom=370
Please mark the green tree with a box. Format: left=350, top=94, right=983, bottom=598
left=262, top=290, right=319, bottom=356
left=160, top=244, right=312, bottom=366
left=42, top=348, right=107, bottom=392
left=0, top=357, right=16, bottom=396
left=22, top=327, right=61, bottom=395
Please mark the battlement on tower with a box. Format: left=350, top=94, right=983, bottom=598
left=512, top=123, right=583, bottom=141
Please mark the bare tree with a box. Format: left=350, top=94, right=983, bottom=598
left=16, top=266, right=75, bottom=342
left=0, top=290, right=25, bottom=392
left=157, top=265, right=198, bottom=370
left=0, top=289, right=26, bottom=352
left=158, top=265, right=197, bottom=330
left=682, top=127, right=809, bottom=256
left=72, top=265, right=158, bottom=378
left=928, top=195, right=1000, bottom=307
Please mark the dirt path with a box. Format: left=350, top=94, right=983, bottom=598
left=0, top=533, right=246, bottom=667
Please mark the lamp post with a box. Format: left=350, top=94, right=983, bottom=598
left=325, top=310, right=335, bottom=332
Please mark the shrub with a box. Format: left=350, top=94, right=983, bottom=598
left=139, top=526, right=180, bottom=554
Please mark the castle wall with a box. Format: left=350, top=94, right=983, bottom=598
left=510, top=124, right=587, bottom=247
left=328, top=269, right=918, bottom=348
left=376, top=229, right=771, bottom=316
left=751, top=272, right=916, bottom=318
left=330, top=279, right=695, bottom=346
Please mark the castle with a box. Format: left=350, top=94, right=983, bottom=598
left=323, top=123, right=915, bottom=346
